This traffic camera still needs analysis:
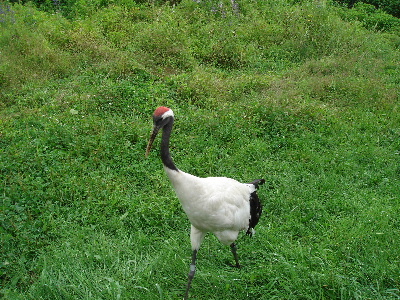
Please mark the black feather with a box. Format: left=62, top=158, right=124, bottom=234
left=246, top=179, right=265, bottom=236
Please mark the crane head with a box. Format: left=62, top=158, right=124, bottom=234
left=145, top=106, right=174, bottom=157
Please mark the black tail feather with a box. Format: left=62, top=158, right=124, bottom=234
left=248, top=178, right=265, bottom=189
left=246, top=179, right=265, bottom=236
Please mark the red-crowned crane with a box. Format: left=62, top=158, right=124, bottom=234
left=145, top=106, right=265, bottom=299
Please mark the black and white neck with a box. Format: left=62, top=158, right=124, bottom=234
left=146, top=106, right=179, bottom=172
left=159, top=115, right=178, bottom=172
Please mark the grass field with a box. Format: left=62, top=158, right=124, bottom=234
left=1, top=0, right=400, bottom=299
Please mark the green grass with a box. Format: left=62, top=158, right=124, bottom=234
left=1, top=0, right=400, bottom=299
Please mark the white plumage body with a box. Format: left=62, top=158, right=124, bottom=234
left=164, top=167, right=255, bottom=249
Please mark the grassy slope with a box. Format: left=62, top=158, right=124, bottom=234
left=1, top=0, right=399, bottom=299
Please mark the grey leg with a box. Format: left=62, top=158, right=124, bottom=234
left=184, top=249, right=198, bottom=300
left=230, top=243, right=241, bottom=268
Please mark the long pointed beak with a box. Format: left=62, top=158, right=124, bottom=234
left=145, top=126, right=160, bottom=157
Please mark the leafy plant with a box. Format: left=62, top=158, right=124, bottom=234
left=338, top=2, right=400, bottom=33
left=333, top=0, right=400, bottom=18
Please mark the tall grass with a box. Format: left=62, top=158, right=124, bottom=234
left=1, top=0, right=399, bottom=299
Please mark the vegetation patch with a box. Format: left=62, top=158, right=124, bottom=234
left=1, top=0, right=399, bottom=299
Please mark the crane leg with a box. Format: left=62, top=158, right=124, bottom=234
left=230, top=243, right=241, bottom=268
left=184, top=249, right=198, bottom=300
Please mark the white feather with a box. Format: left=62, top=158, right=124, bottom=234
left=161, top=109, right=174, bottom=119
left=164, top=166, right=253, bottom=249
